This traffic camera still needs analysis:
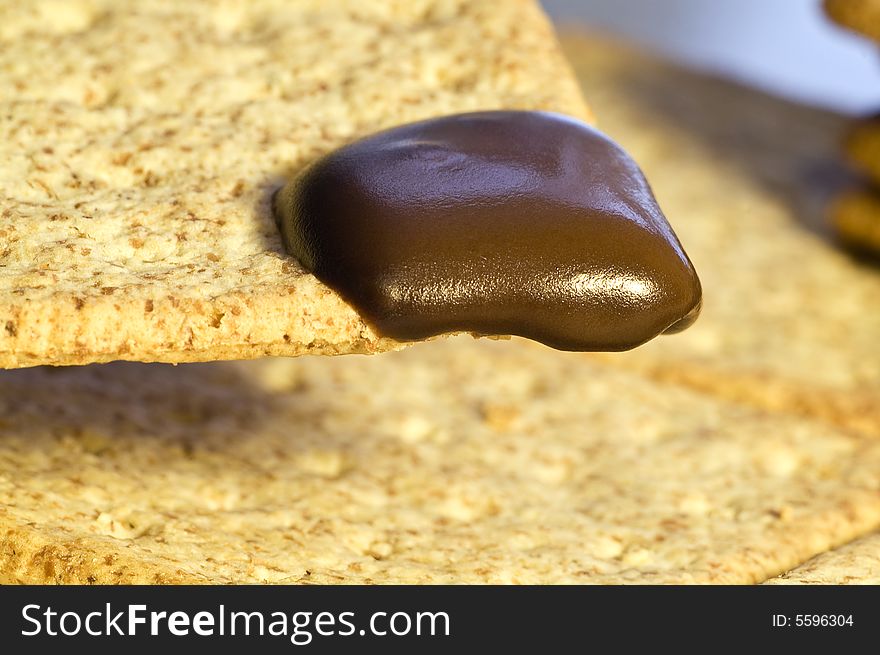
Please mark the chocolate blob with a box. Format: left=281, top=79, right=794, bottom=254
left=274, top=111, right=701, bottom=351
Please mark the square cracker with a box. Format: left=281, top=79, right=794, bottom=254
left=560, top=34, right=880, bottom=437
left=0, top=0, right=590, bottom=368
left=2, top=336, right=880, bottom=584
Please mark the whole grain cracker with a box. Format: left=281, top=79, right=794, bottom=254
left=2, top=336, right=880, bottom=584
left=0, top=0, right=590, bottom=369
left=560, top=34, right=880, bottom=437
left=7, top=27, right=880, bottom=586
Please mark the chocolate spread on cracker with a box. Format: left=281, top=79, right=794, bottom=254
left=273, top=111, right=701, bottom=351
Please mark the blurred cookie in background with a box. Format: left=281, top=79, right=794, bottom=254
left=824, top=0, right=880, bottom=255
left=830, top=189, right=880, bottom=255
left=844, top=114, right=880, bottom=183
left=825, top=0, right=880, bottom=42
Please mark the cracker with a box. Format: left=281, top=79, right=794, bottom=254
left=765, top=532, right=880, bottom=584
left=0, top=0, right=590, bottom=369
left=825, top=0, right=880, bottom=42
left=560, top=34, right=880, bottom=437
left=844, top=115, right=880, bottom=183
left=2, top=336, right=880, bottom=584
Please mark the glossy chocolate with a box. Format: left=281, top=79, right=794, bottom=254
left=274, top=111, right=701, bottom=351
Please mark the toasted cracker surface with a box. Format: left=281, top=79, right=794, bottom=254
left=765, top=532, right=880, bottom=584
left=560, top=34, right=880, bottom=437
left=0, top=0, right=590, bottom=369
left=3, top=336, right=880, bottom=584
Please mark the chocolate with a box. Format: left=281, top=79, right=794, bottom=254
left=274, top=111, right=701, bottom=351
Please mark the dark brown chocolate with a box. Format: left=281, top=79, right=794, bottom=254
left=274, top=111, right=701, bottom=351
